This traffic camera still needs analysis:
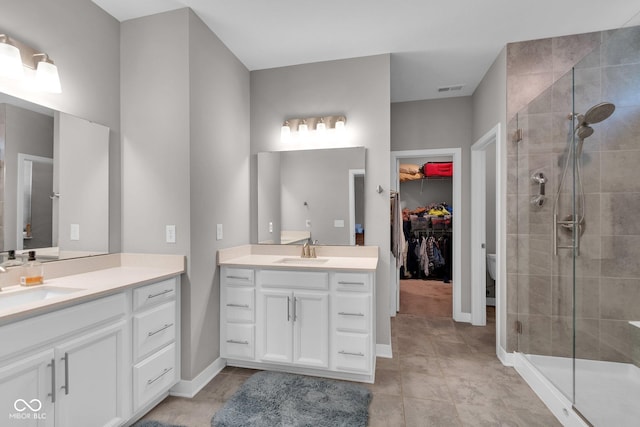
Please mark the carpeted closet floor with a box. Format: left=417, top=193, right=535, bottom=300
left=399, top=279, right=452, bottom=318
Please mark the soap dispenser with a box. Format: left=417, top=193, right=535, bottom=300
left=20, top=251, right=43, bottom=286
left=1, top=250, right=22, bottom=268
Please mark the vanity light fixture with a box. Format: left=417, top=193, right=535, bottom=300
left=280, top=115, right=347, bottom=143
left=0, top=33, right=62, bottom=93
left=0, top=35, right=24, bottom=79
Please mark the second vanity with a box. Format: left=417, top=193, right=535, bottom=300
left=0, top=253, right=184, bottom=427
left=218, top=244, right=378, bottom=383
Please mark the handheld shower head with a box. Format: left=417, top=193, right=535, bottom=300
left=576, top=125, right=594, bottom=140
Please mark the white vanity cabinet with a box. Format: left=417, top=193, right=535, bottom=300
left=0, top=293, right=128, bottom=427
left=220, top=262, right=376, bottom=383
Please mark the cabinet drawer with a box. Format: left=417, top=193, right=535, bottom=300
left=222, top=268, right=255, bottom=286
left=334, top=332, right=370, bottom=373
left=134, top=343, right=177, bottom=411
left=333, top=272, right=370, bottom=292
left=133, top=278, right=176, bottom=311
left=133, top=302, right=176, bottom=362
left=224, top=287, right=254, bottom=323
left=224, top=324, right=254, bottom=360
left=334, top=294, right=370, bottom=333
left=260, top=270, right=328, bottom=290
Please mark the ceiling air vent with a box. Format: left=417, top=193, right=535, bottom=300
left=438, top=84, right=465, bottom=93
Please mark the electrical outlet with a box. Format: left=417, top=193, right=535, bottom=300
left=216, top=224, right=223, bottom=240
left=70, top=224, right=80, bottom=240
left=305, top=219, right=311, bottom=228
left=334, top=219, right=345, bottom=228
left=269, top=222, right=273, bottom=233
left=166, top=225, right=176, bottom=243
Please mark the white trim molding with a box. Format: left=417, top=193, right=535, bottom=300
left=170, top=357, right=226, bottom=398
left=376, top=343, right=393, bottom=358
left=390, top=148, right=463, bottom=322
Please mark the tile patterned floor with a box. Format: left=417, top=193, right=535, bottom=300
left=141, top=309, right=560, bottom=426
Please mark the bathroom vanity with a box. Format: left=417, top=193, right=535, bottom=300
left=0, top=253, right=184, bottom=427
left=218, top=244, right=378, bottom=383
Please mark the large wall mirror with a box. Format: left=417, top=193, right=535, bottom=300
left=258, top=147, right=365, bottom=246
left=0, top=93, right=109, bottom=261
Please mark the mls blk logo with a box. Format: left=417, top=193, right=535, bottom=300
left=9, top=398, right=46, bottom=420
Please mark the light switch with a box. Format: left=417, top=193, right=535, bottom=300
left=216, top=224, right=223, bottom=240
left=334, top=219, right=345, bottom=228
left=166, top=225, right=176, bottom=243
left=70, top=224, right=80, bottom=240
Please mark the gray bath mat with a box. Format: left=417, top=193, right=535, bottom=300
left=211, top=370, right=372, bottom=427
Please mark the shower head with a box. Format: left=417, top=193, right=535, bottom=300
left=580, top=102, right=616, bottom=126
left=576, top=125, right=594, bottom=140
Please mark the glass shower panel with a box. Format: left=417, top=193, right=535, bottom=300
left=572, top=24, right=640, bottom=427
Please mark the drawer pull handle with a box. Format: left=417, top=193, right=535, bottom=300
left=338, top=281, right=365, bottom=286
left=226, top=339, right=249, bottom=345
left=48, top=358, right=56, bottom=403
left=226, top=303, right=250, bottom=308
left=338, top=350, right=365, bottom=357
left=147, top=367, right=173, bottom=385
left=338, top=312, right=365, bottom=317
left=148, top=323, right=174, bottom=337
left=227, top=275, right=250, bottom=281
left=147, top=289, right=173, bottom=299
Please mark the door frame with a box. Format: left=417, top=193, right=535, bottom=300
left=390, top=148, right=463, bottom=321
left=470, top=123, right=505, bottom=357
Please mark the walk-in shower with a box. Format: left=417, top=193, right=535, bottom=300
left=510, top=23, right=640, bottom=427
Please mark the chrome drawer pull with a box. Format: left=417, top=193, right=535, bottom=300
left=338, top=312, right=365, bottom=317
left=226, top=303, right=250, bottom=308
left=226, top=275, right=250, bottom=281
left=147, top=289, right=173, bottom=299
left=226, top=339, right=249, bottom=345
left=147, top=367, right=173, bottom=385
left=148, top=323, right=174, bottom=337
left=338, top=281, right=365, bottom=286
left=338, top=350, right=365, bottom=357
left=61, top=352, right=69, bottom=395
left=48, top=358, right=56, bottom=403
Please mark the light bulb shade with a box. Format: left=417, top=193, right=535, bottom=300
left=0, top=42, right=24, bottom=79
left=335, top=117, right=346, bottom=131
left=316, top=121, right=326, bottom=132
left=298, top=122, right=309, bottom=134
left=281, top=122, right=291, bottom=142
left=35, top=60, right=61, bottom=93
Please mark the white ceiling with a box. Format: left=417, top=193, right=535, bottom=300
left=92, top=0, right=640, bottom=102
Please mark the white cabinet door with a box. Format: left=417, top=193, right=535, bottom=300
left=55, top=321, right=127, bottom=427
left=0, top=350, right=55, bottom=427
left=260, top=290, right=292, bottom=363
left=293, top=292, right=328, bottom=368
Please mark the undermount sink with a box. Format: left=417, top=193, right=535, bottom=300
left=274, top=257, right=330, bottom=265
left=0, top=286, right=84, bottom=311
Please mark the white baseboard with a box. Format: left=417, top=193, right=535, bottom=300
left=513, top=353, right=588, bottom=427
left=497, top=345, right=513, bottom=366
left=454, top=311, right=471, bottom=323
left=376, top=343, right=393, bottom=358
left=170, top=357, right=226, bottom=398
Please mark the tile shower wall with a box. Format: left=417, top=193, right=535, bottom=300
left=506, top=26, right=640, bottom=366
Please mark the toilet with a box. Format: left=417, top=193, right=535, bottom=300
left=486, top=254, right=496, bottom=280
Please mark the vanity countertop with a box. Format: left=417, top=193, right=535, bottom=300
left=0, top=253, right=185, bottom=325
left=217, top=244, right=378, bottom=271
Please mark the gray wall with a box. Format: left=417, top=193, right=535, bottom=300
left=0, top=0, right=122, bottom=253
left=391, top=97, right=473, bottom=312
left=121, top=9, right=250, bottom=380
left=250, top=55, right=392, bottom=346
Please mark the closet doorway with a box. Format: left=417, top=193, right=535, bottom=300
left=390, top=148, right=462, bottom=320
